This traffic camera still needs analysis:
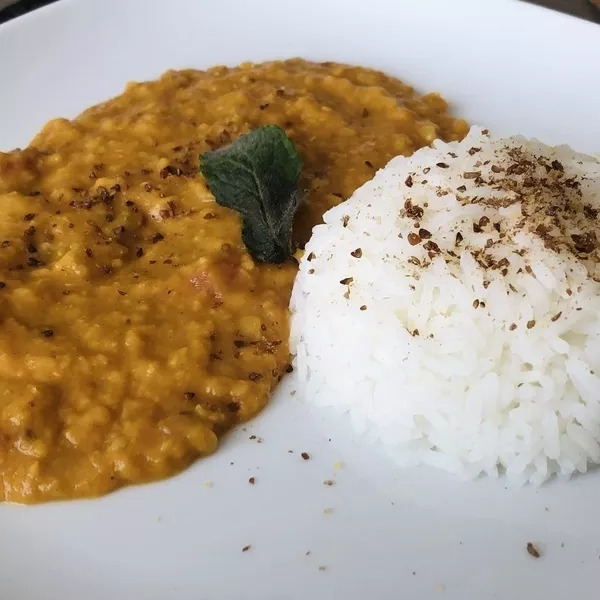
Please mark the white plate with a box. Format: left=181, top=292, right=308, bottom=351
left=1, top=1, right=600, bottom=598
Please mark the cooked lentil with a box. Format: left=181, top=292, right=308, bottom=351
left=0, top=58, right=467, bottom=503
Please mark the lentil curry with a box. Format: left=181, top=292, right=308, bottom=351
left=0, top=59, right=468, bottom=503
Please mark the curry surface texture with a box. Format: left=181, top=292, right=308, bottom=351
left=0, top=59, right=467, bottom=503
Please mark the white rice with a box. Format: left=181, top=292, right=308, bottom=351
left=290, top=127, right=600, bottom=485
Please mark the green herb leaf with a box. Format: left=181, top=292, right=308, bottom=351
left=198, top=125, right=302, bottom=263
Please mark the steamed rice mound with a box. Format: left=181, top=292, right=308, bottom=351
left=290, top=127, right=600, bottom=485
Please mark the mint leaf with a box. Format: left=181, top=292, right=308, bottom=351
left=198, top=125, right=302, bottom=263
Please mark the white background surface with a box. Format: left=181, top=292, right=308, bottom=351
left=1, top=1, right=600, bottom=598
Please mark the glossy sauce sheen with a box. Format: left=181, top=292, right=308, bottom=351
left=0, top=59, right=467, bottom=503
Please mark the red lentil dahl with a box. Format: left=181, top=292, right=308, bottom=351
left=0, top=59, right=467, bottom=503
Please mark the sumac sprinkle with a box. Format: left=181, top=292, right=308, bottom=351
left=436, top=162, right=449, bottom=169
left=418, top=228, right=432, bottom=239
left=526, top=543, right=541, bottom=558
left=136, top=247, right=144, bottom=258
left=351, top=248, right=362, bottom=258
left=301, top=452, right=310, bottom=460
left=571, top=232, right=597, bottom=254
left=0, top=282, right=6, bottom=289
left=23, top=213, right=35, bottom=221
left=404, top=200, right=424, bottom=220
left=340, top=277, right=353, bottom=285
left=41, top=329, right=54, bottom=338
left=184, top=392, right=196, bottom=401
left=407, top=232, right=421, bottom=246
left=423, top=240, right=440, bottom=254
left=405, top=175, right=413, bottom=187
left=583, top=205, right=598, bottom=220
left=152, top=233, right=164, bottom=243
